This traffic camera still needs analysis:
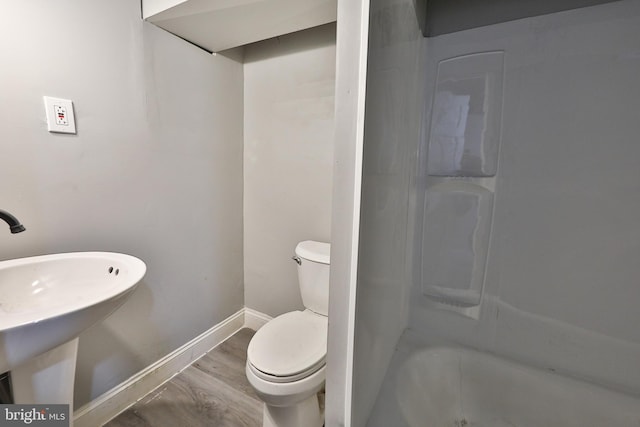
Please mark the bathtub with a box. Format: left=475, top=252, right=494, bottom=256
left=368, top=344, right=640, bottom=427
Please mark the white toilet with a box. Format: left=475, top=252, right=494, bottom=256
left=246, top=240, right=330, bottom=427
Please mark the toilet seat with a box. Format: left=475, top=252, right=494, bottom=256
left=248, top=310, right=327, bottom=384
left=248, top=358, right=325, bottom=383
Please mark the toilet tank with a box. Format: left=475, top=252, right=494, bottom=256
left=295, top=240, right=330, bottom=316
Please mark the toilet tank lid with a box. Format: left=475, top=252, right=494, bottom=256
left=295, top=240, right=330, bottom=264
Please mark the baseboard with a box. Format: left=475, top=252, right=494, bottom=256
left=74, top=307, right=270, bottom=427
left=244, top=307, right=273, bottom=331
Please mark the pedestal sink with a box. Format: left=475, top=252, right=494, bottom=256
left=0, top=252, right=146, bottom=421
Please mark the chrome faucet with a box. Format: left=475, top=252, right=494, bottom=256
left=0, top=210, right=26, bottom=234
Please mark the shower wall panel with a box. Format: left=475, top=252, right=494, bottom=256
left=411, top=0, right=640, bottom=396
left=350, top=0, right=426, bottom=426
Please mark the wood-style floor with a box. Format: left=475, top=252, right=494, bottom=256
left=105, top=328, right=262, bottom=427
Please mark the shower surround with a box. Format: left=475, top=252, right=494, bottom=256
left=351, top=0, right=640, bottom=425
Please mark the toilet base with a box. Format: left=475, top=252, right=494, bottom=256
left=262, top=392, right=323, bottom=427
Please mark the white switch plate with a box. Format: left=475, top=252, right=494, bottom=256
left=43, top=96, right=76, bottom=134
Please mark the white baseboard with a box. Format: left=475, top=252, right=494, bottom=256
left=74, top=307, right=270, bottom=427
left=244, top=307, right=273, bottom=331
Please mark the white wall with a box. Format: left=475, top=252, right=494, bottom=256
left=0, top=0, right=244, bottom=408
left=325, top=0, right=370, bottom=425
left=243, top=25, right=336, bottom=317
left=411, top=0, right=640, bottom=396
left=350, top=0, right=425, bottom=425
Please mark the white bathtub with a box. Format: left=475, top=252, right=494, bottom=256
left=368, top=345, right=640, bottom=427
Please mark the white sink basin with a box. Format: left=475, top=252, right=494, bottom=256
left=0, top=252, right=145, bottom=386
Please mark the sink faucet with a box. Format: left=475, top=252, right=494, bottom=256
left=0, top=210, right=26, bottom=234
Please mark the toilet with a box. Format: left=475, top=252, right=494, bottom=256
left=246, top=240, right=330, bottom=427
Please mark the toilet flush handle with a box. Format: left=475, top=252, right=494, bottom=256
left=292, top=255, right=302, bottom=265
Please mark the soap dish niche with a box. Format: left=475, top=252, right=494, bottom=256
left=420, top=181, right=493, bottom=318
left=425, top=51, right=504, bottom=178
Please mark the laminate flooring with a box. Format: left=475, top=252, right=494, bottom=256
left=105, top=328, right=262, bottom=427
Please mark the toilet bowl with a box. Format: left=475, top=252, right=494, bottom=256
left=246, top=241, right=330, bottom=427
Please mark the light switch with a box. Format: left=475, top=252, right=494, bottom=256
left=44, top=96, right=76, bottom=134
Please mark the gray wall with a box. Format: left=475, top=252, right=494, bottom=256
left=0, top=0, right=244, bottom=408
left=411, top=0, right=640, bottom=396
left=243, top=25, right=336, bottom=317
left=351, top=0, right=425, bottom=425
